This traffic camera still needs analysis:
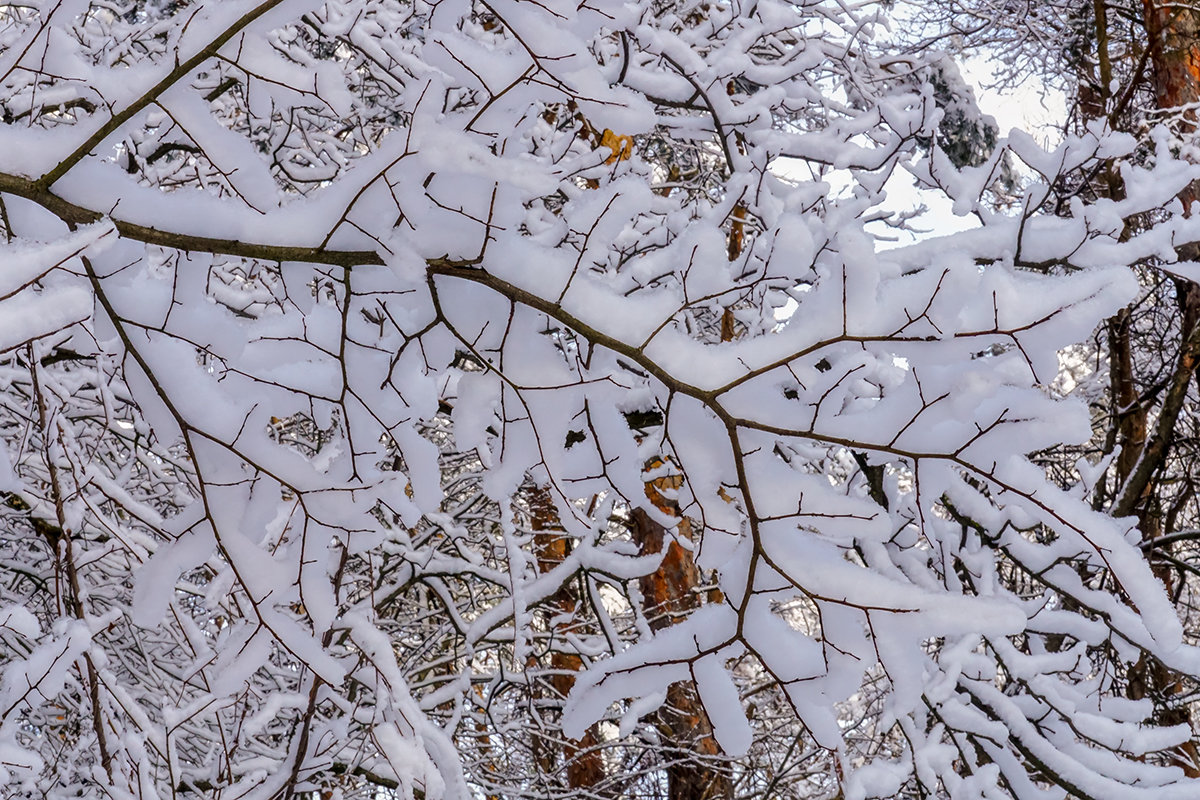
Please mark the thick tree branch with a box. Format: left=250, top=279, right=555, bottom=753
left=0, top=170, right=385, bottom=267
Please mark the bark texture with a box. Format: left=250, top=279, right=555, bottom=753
left=1110, top=1, right=1200, bottom=776
left=529, top=488, right=606, bottom=790
left=630, top=467, right=732, bottom=800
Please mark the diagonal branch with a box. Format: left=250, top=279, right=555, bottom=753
left=39, top=0, right=293, bottom=188
left=1113, top=317, right=1200, bottom=518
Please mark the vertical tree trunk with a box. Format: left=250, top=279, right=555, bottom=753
left=1142, top=0, right=1200, bottom=318
left=622, top=190, right=749, bottom=799
left=630, top=468, right=732, bottom=800
left=1108, top=1, right=1200, bottom=776
left=1143, top=0, right=1200, bottom=336
left=528, top=487, right=606, bottom=791
left=1142, top=1, right=1200, bottom=122
left=1108, top=308, right=1147, bottom=494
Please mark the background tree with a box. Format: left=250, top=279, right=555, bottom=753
left=902, top=0, right=1200, bottom=778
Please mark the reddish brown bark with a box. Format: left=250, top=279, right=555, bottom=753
left=1142, top=0, right=1200, bottom=333
left=619, top=187, right=745, bottom=799
left=1142, top=2, right=1200, bottom=121
left=528, top=488, right=606, bottom=790
left=630, top=466, right=732, bottom=800
left=1111, top=2, right=1200, bottom=776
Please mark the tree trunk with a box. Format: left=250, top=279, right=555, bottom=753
left=529, top=487, right=606, bottom=791
left=1106, top=1, right=1200, bottom=776
left=630, top=468, right=732, bottom=800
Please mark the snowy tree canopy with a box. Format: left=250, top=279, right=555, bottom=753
left=3, top=1, right=1200, bottom=798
